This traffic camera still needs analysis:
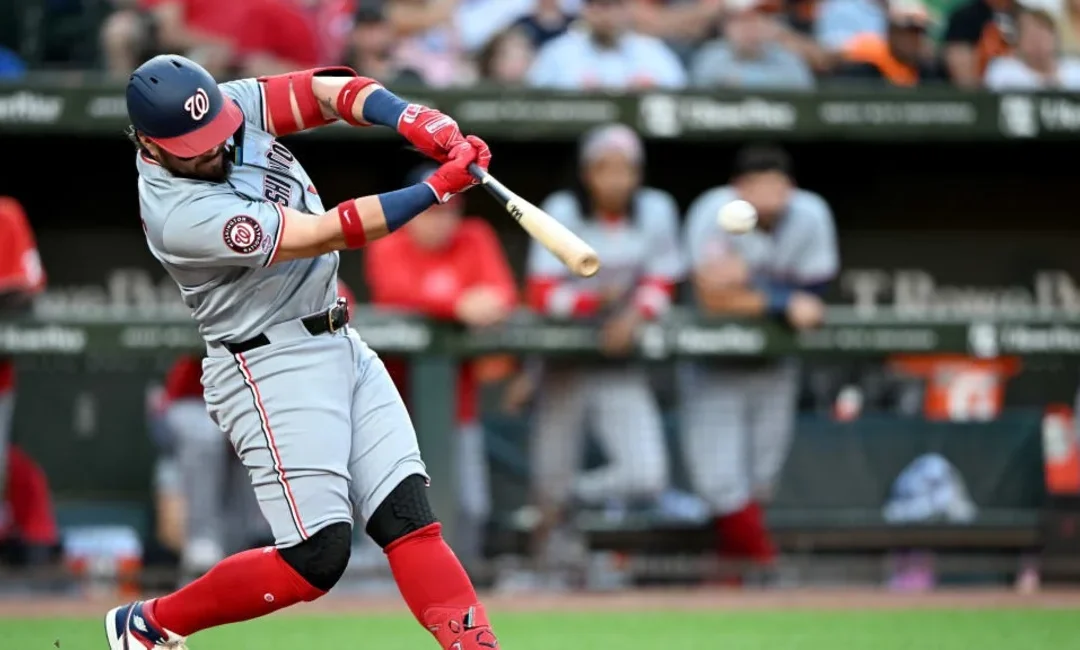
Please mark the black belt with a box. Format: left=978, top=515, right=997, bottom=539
left=222, top=298, right=350, bottom=355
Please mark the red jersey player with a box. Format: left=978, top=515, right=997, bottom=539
left=0, top=196, right=59, bottom=567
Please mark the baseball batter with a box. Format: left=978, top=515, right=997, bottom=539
left=680, top=144, right=838, bottom=569
left=106, top=55, right=498, bottom=650
left=524, top=123, right=684, bottom=576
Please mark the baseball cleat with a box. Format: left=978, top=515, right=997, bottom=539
left=104, top=601, right=188, bottom=649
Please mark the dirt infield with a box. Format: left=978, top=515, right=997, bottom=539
left=2, top=588, right=1080, bottom=618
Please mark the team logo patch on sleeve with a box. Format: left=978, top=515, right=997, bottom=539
left=223, top=215, right=264, bottom=254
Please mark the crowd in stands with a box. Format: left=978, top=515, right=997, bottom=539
left=1, top=0, right=1080, bottom=90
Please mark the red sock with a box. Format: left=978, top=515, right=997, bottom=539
left=386, top=523, right=497, bottom=650
left=152, top=547, right=324, bottom=636
left=5, top=447, right=59, bottom=545
left=716, top=502, right=776, bottom=563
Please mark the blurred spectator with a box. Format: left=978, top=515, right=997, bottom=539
left=455, top=0, right=582, bottom=52
left=815, top=0, right=887, bottom=53
left=690, top=0, right=816, bottom=89
left=521, top=124, right=683, bottom=586
left=985, top=6, right=1080, bottom=88
left=385, top=0, right=478, bottom=86
left=527, top=0, right=688, bottom=89
left=364, top=166, right=517, bottom=570
left=0, top=197, right=57, bottom=568
left=943, top=0, right=1016, bottom=88
left=1056, top=0, right=1080, bottom=55
left=349, top=4, right=421, bottom=82
left=478, top=26, right=537, bottom=84
left=101, top=0, right=329, bottom=79
left=235, top=0, right=354, bottom=76
left=511, top=0, right=578, bottom=48
left=834, top=0, right=945, bottom=86
left=631, top=0, right=726, bottom=57
left=680, top=144, right=837, bottom=579
left=101, top=0, right=244, bottom=78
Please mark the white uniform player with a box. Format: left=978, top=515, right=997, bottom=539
left=523, top=124, right=685, bottom=579
left=680, top=144, right=838, bottom=570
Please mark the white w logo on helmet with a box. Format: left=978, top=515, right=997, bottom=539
left=184, top=88, right=211, bottom=121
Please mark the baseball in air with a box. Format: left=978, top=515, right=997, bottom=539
left=717, top=199, right=757, bottom=234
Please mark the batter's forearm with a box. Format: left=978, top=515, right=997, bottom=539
left=272, top=185, right=437, bottom=264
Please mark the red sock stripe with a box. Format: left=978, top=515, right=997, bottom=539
left=235, top=353, right=308, bottom=540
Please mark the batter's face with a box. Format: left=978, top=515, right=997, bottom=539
left=141, top=137, right=231, bottom=183
left=583, top=150, right=641, bottom=214
left=735, top=170, right=792, bottom=226
left=408, top=201, right=463, bottom=249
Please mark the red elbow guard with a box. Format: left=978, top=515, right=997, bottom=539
left=258, top=67, right=357, bottom=135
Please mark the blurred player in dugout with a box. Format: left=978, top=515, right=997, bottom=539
left=680, top=144, right=838, bottom=579
left=0, top=197, right=61, bottom=567
left=150, top=282, right=355, bottom=583
left=522, top=123, right=685, bottom=583
left=365, top=164, right=518, bottom=571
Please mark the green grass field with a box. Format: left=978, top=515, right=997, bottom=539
left=4, top=609, right=1079, bottom=650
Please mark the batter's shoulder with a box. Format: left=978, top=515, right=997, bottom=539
left=219, top=78, right=267, bottom=132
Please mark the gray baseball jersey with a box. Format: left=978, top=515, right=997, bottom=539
left=136, top=78, right=427, bottom=547
left=679, top=185, right=838, bottom=516
left=137, top=79, right=336, bottom=344
left=528, top=188, right=686, bottom=310
left=524, top=188, right=684, bottom=511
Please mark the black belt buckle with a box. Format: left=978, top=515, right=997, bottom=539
left=328, top=297, right=348, bottom=333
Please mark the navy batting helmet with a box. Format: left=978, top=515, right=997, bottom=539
left=126, top=55, right=243, bottom=158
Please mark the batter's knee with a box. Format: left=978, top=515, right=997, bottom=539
left=277, top=521, right=352, bottom=592
left=365, top=474, right=438, bottom=549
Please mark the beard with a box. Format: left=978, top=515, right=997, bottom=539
left=164, top=148, right=233, bottom=183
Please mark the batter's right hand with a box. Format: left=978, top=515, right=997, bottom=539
left=423, top=137, right=489, bottom=203
left=786, top=292, right=825, bottom=330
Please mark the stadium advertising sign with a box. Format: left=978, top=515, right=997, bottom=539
left=999, top=94, right=1080, bottom=137
left=638, top=94, right=798, bottom=137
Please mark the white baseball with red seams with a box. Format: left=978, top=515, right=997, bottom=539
left=717, top=199, right=758, bottom=234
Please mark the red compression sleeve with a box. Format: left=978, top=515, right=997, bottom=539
left=258, top=67, right=357, bottom=135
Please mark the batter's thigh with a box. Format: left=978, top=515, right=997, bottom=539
left=747, top=362, right=800, bottom=496
left=529, top=366, right=590, bottom=507
left=345, top=331, right=428, bottom=524
left=202, top=333, right=356, bottom=548
left=583, top=368, right=669, bottom=500
left=677, top=363, right=752, bottom=515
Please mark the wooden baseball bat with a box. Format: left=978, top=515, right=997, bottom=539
left=468, top=163, right=600, bottom=278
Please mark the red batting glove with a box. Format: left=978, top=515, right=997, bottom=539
left=397, top=104, right=466, bottom=163
left=424, top=139, right=488, bottom=203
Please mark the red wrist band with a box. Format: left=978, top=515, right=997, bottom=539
left=335, top=77, right=379, bottom=127
left=337, top=199, right=367, bottom=249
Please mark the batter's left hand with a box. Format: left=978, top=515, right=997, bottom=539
left=399, top=105, right=492, bottom=168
